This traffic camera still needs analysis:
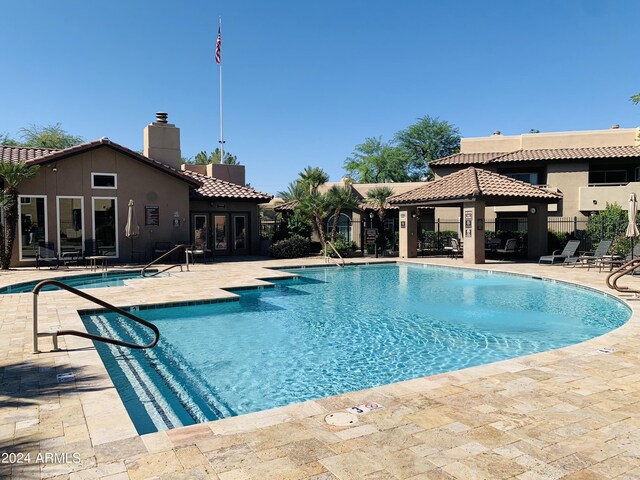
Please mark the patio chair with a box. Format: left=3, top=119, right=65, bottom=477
left=447, top=238, right=462, bottom=259
left=82, top=239, right=99, bottom=267
left=36, top=242, right=60, bottom=269
left=496, top=238, right=517, bottom=255
left=569, top=239, right=612, bottom=269
left=538, top=239, right=581, bottom=265
left=595, top=243, right=640, bottom=272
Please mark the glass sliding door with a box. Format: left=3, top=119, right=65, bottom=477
left=93, top=198, right=118, bottom=257
left=58, top=197, right=83, bottom=255
left=18, top=195, right=46, bottom=260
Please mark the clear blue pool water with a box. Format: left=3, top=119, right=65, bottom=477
left=81, top=263, right=630, bottom=434
left=0, top=270, right=152, bottom=294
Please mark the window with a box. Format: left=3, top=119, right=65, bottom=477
left=92, top=198, right=118, bottom=257
left=91, top=173, right=117, bottom=189
left=58, top=197, right=83, bottom=255
left=504, top=172, right=538, bottom=184
left=214, top=215, right=227, bottom=250
left=589, top=170, right=627, bottom=185
left=18, top=195, right=47, bottom=260
left=326, top=213, right=352, bottom=241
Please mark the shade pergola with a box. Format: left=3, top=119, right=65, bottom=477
left=388, top=167, right=562, bottom=263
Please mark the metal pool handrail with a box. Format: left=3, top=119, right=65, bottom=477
left=141, top=244, right=190, bottom=277
left=32, top=279, right=160, bottom=353
left=324, top=241, right=345, bottom=267
left=606, top=258, right=640, bottom=294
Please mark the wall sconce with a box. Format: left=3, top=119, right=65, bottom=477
left=411, top=212, right=417, bottom=219
left=51, top=164, right=57, bottom=173
left=369, top=212, right=374, bottom=219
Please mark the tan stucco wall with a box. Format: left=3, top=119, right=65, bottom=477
left=14, top=146, right=190, bottom=266
left=546, top=160, right=589, bottom=218
left=462, top=127, right=639, bottom=153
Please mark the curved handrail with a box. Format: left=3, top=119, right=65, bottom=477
left=606, top=258, right=640, bottom=293
left=32, top=279, right=159, bottom=353
left=324, top=241, right=345, bottom=267
left=142, top=244, right=189, bottom=277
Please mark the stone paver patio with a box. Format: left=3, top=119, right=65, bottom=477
left=1, top=257, right=640, bottom=479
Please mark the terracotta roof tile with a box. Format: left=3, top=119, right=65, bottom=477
left=430, top=152, right=509, bottom=166
left=430, top=145, right=640, bottom=167
left=389, top=167, right=561, bottom=205
left=0, top=139, right=201, bottom=187
left=491, top=145, right=640, bottom=162
left=0, top=145, right=60, bottom=163
left=183, top=170, right=272, bottom=202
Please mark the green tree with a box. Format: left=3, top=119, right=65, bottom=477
left=326, top=185, right=358, bottom=242
left=631, top=93, right=640, bottom=104
left=0, top=133, right=20, bottom=146
left=344, top=137, right=413, bottom=182
left=299, top=166, right=329, bottom=194
left=394, top=115, right=460, bottom=180
left=277, top=180, right=306, bottom=202
left=366, top=186, right=395, bottom=225
left=19, top=123, right=83, bottom=149
left=586, top=203, right=630, bottom=253
left=0, top=162, right=40, bottom=269
left=188, top=148, right=239, bottom=165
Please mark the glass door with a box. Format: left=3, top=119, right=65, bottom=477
left=193, top=214, right=209, bottom=250
left=232, top=214, right=249, bottom=255
left=213, top=214, right=229, bottom=255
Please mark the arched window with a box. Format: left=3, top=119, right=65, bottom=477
left=326, top=213, right=352, bottom=241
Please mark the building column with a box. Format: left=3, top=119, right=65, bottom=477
left=462, top=201, right=485, bottom=264
left=527, top=203, right=548, bottom=260
left=399, top=208, right=417, bottom=258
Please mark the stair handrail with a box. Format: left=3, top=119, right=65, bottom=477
left=141, top=244, right=190, bottom=277
left=606, top=258, right=640, bottom=293
left=32, top=279, right=159, bottom=353
left=324, top=241, right=345, bottom=267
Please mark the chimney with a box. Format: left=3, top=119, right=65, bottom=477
left=610, top=124, right=620, bottom=129
left=143, top=112, right=182, bottom=169
left=492, top=130, right=502, bottom=136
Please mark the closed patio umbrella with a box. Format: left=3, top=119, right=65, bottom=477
left=124, top=199, right=140, bottom=262
left=627, top=193, right=639, bottom=258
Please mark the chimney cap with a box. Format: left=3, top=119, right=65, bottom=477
left=492, top=130, right=501, bottom=136
left=100, top=136, right=110, bottom=143
left=156, top=112, right=168, bottom=124
left=610, top=124, right=620, bottom=129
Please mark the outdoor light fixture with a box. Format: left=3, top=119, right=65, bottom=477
left=529, top=207, right=537, bottom=214
left=369, top=212, right=374, bottom=219
left=592, top=199, right=598, bottom=205
left=411, top=212, right=417, bottom=219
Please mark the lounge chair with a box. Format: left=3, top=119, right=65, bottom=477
left=539, top=239, right=581, bottom=265
left=36, top=242, right=60, bottom=269
left=569, top=239, right=611, bottom=269
left=590, top=241, right=637, bottom=272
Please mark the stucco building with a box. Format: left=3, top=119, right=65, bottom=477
left=429, top=126, right=640, bottom=222
left=0, top=113, right=272, bottom=267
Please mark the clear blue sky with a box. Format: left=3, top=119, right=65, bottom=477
left=2, top=1, right=638, bottom=194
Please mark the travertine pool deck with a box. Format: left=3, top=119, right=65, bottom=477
left=2, top=257, right=640, bottom=479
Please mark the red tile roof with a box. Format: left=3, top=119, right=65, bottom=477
left=389, top=167, right=561, bottom=205
left=429, top=152, right=509, bottom=166
left=182, top=170, right=272, bottom=202
left=430, top=146, right=640, bottom=166
left=0, top=138, right=201, bottom=188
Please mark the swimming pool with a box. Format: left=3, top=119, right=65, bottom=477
left=81, top=263, right=630, bottom=434
left=0, top=270, right=155, bottom=294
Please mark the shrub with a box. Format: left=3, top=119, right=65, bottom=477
left=420, top=230, right=458, bottom=249
left=268, top=235, right=310, bottom=258
left=326, top=237, right=357, bottom=258
left=586, top=203, right=628, bottom=246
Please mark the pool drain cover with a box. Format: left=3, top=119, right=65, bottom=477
left=325, top=412, right=358, bottom=427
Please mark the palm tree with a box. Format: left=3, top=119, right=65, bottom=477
left=298, top=191, right=331, bottom=248
left=326, top=185, right=358, bottom=243
left=299, top=166, right=329, bottom=194
left=277, top=180, right=306, bottom=202
left=0, top=162, right=39, bottom=269
left=366, top=186, right=395, bottom=225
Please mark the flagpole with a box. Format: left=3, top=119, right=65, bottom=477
left=218, top=16, right=225, bottom=163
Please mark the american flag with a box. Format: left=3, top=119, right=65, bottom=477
left=215, top=26, right=221, bottom=64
